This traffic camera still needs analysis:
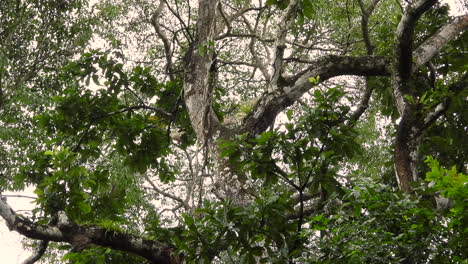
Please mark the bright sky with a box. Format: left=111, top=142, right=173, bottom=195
left=0, top=0, right=465, bottom=263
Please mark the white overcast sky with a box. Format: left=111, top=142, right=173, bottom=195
left=0, top=1, right=465, bottom=263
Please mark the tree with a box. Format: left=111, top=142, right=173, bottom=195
left=0, top=0, right=467, bottom=263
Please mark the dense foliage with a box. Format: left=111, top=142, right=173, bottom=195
left=0, top=0, right=466, bottom=263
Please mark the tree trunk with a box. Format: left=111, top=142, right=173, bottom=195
left=394, top=105, right=421, bottom=192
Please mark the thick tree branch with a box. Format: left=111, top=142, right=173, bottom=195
left=0, top=196, right=179, bottom=264
left=414, top=15, right=468, bottom=68
left=395, top=0, right=437, bottom=81
left=239, top=2, right=462, bottom=193
left=393, top=0, right=437, bottom=116
left=0, top=197, right=64, bottom=241
left=242, top=55, right=391, bottom=135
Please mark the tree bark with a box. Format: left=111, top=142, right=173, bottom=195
left=183, top=0, right=221, bottom=143
left=0, top=197, right=180, bottom=264
left=391, top=0, right=436, bottom=192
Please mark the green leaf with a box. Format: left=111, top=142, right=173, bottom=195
left=92, top=74, right=100, bottom=85
left=77, top=202, right=92, bottom=214
left=286, top=109, right=294, bottom=120
left=309, top=76, right=320, bottom=84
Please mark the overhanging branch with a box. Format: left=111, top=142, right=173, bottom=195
left=0, top=195, right=179, bottom=264
left=414, top=15, right=468, bottom=68
left=241, top=55, right=391, bottom=135
left=241, top=7, right=465, bottom=137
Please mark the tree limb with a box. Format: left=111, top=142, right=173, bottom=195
left=269, top=0, right=299, bottom=92
left=0, top=195, right=179, bottom=264
left=215, top=3, right=265, bottom=39
left=242, top=55, right=391, bottom=135
left=150, top=0, right=174, bottom=81
left=414, top=15, right=468, bottom=68
left=22, top=240, right=49, bottom=264
left=241, top=14, right=271, bottom=80
left=394, top=0, right=437, bottom=81
left=351, top=0, right=381, bottom=122
left=240, top=3, right=464, bottom=156
left=357, top=0, right=380, bottom=54
left=393, top=0, right=437, bottom=115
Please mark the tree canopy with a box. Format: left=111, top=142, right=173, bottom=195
left=0, top=0, right=467, bottom=263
